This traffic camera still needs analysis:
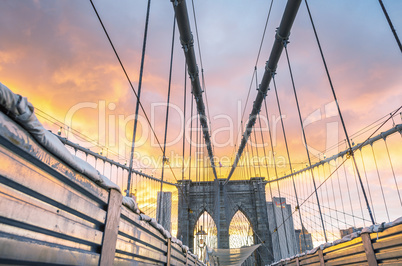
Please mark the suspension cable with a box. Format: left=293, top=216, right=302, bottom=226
left=377, top=0, right=402, bottom=53
left=157, top=18, right=176, bottom=223
left=257, top=113, right=284, bottom=257
left=182, top=60, right=187, bottom=181
left=283, top=43, right=328, bottom=242
left=232, top=0, right=274, bottom=164
left=272, top=106, right=402, bottom=235
left=271, top=77, right=310, bottom=247
left=384, top=139, right=402, bottom=206
left=304, top=0, right=375, bottom=225
left=89, top=0, right=176, bottom=197
left=371, top=144, right=390, bottom=222
left=189, top=89, right=194, bottom=180
left=360, top=149, right=377, bottom=222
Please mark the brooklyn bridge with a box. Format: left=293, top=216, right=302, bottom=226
left=0, top=0, right=401, bottom=265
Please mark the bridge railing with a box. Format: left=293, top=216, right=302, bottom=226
left=0, top=111, right=200, bottom=265
left=264, top=123, right=402, bottom=261
left=269, top=217, right=402, bottom=266
left=55, top=135, right=179, bottom=223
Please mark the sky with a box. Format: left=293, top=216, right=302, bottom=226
left=1, top=0, right=401, bottom=245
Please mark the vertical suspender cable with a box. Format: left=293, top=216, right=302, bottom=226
left=384, top=139, right=402, bottom=206
left=283, top=42, right=328, bottom=242
left=304, top=0, right=375, bottom=224
left=257, top=113, right=284, bottom=257
left=182, top=60, right=187, bottom=181
left=360, top=150, right=377, bottom=221
left=125, top=0, right=152, bottom=197
left=270, top=77, right=311, bottom=247
left=158, top=18, right=176, bottom=223
left=371, top=144, right=390, bottom=221
left=342, top=154, right=356, bottom=227
left=189, top=91, right=194, bottom=180
left=327, top=163, right=340, bottom=230
left=252, top=128, right=262, bottom=177
left=249, top=133, right=258, bottom=177
left=350, top=156, right=366, bottom=227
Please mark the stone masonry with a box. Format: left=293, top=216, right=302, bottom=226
left=177, top=177, right=274, bottom=265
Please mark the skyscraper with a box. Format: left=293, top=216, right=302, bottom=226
left=156, top=191, right=172, bottom=232
left=267, top=197, right=298, bottom=261
left=295, top=226, right=314, bottom=253
left=339, top=227, right=362, bottom=238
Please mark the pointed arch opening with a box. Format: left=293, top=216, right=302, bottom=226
left=229, top=210, right=254, bottom=249
left=193, top=210, right=217, bottom=261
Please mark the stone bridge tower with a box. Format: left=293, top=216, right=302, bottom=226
left=177, top=177, right=274, bottom=265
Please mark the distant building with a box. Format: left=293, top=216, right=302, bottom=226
left=156, top=191, right=172, bottom=232
left=340, top=227, right=363, bottom=238
left=267, top=197, right=298, bottom=261
left=295, top=226, right=314, bottom=253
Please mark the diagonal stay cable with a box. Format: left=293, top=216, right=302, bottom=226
left=272, top=105, right=402, bottom=234
left=89, top=0, right=164, bottom=154
left=90, top=1, right=191, bottom=206
left=232, top=0, right=275, bottom=165
left=304, top=0, right=375, bottom=224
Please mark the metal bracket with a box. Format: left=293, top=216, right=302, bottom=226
left=257, top=85, right=268, bottom=97
left=265, top=61, right=277, bottom=78
left=275, top=27, right=290, bottom=47
left=188, top=66, right=199, bottom=81
left=180, top=34, right=194, bottom=53
left=170, top=0, right=182, bottom=6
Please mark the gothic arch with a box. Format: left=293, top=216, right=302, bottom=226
left=228, top=209, right=255, bottom=248
left=177, top=178, right=273, bottom=264
left=191, top=206, right=216, bottom=234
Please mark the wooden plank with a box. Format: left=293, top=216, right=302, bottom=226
left=300, top=254, right=320, bottom=265
left=370, top=224, right=402, bottom=240
left=120, top=207, right=166, bottom=242
left=0, top=219, right=94, bottom=252
left=0, top=134, right=109, bottom=205
left=375, top=248, right=402, bottom=261
left=0, top=190, right=103, bottom=245
left=0, top=182, right=100, bottom=230
left=0, top=148, right=107, bottom=223
left=171, top=244, right=187, bottom=264
left=324, top=244, right=365, bottom=260
left=361, top=233, right=378, bottom=266
left=167, top=238, right=172, bottom=266
left=318, top=249, right=325, bottom=266
left=115, top=238, right=167, bottom=263
left=324, top=237, right=363, bottom=253
left=325, top=253, right=368, bottom=266
left=372, top=235, right=402, bottom=250
left=296, top=257, right=300, bottom=266
left=100, top=189, right=123, bottom=266
left=0, top=235, right=99, bottom=265
left=118, top=216, right=167, bottom=253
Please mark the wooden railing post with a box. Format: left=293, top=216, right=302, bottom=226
left=318, top=249, right=325, bottom=266
left=99, top=189, right=122, bottom=266
left=296, top=257, right=300, bottom=266
left=361, top=233, right=378, bottom=266
left=166, top=238, right=172, bottom=266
